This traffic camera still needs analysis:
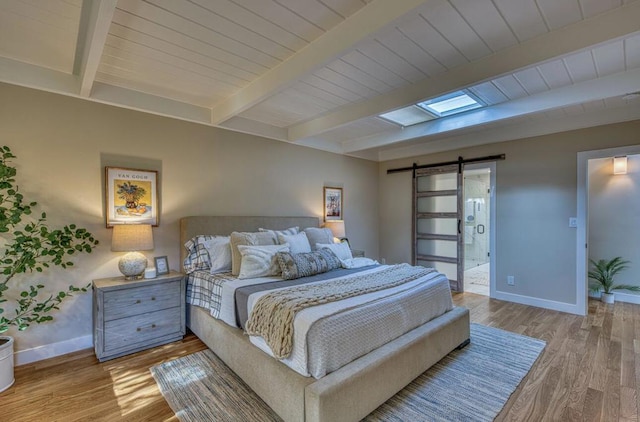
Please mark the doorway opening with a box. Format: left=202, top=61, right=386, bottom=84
left=577, top=145, right=640, bottom=315
left=463, top=167, right=490, bottom=295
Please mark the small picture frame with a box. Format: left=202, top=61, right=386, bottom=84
left=154, top=256, right=169, bottom=275
left=324, top=187, right=343, bottom=221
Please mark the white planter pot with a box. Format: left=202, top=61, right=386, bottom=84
left=601, top=292, right=615, bottom=304
left=0, top=336, right=14, bottom=393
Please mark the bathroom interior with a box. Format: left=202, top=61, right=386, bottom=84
left=463, top=169, right=491, bottom=295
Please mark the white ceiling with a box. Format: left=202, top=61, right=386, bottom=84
left=1, top=0, right=640, bottom=161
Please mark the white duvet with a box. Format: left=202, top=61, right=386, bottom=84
left=216, top=265, right=453, bottom=379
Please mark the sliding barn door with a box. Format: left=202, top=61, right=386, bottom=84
left=413, top=164, right=464, bottom=292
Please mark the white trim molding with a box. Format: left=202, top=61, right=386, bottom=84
left=493, top=291, right=582, bottom=315
left=14, top=335, right=92, bottom=366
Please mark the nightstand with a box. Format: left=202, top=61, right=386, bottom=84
left=93, top=271, right=185, bottom=362
left=351, top=249, right=365, bottom=258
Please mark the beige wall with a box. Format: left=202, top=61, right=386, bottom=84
left=379, top=120, right=640, bottom=307
left=0, top=83, right=379, bottom=354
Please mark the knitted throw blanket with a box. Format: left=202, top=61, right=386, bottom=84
left=245, top=264, right=435, bottom=359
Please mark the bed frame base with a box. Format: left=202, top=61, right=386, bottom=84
left=188, top=304, right=470, bottom=422
left=181, top=216, right=470, bottom=422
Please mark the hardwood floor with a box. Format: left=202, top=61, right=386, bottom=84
left=0, top=294, right=638, bottom=421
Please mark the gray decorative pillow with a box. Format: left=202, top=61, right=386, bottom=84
left=276, top=249, right=341, bottom=280
left=304, top=227, right=334, bottom=250
left=258, top=226, right=299, bottom=240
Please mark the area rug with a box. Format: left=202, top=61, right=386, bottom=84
left=151, top=324, right=545, bottom=422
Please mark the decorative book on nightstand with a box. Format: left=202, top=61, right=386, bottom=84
left=93, top=271, right=185, bottom=362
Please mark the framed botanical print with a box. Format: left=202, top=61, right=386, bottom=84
left=324, top=187, right=343, bottom=221
left=105, top=167, right=158, bottom=227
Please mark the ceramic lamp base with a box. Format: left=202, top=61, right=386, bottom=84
left=118, top=251, right=148, bottom=280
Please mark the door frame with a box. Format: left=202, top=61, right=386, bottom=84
left=577, top=144, right=640, bottom=315
left=463, top=162, right=496, bottom=298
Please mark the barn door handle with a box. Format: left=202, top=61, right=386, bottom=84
left=458, top=219, right=461, bottom=234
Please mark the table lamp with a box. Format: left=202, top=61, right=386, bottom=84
left=324, top=220, right=347, bottom=244
left=111, top=224, right=154, bottom=280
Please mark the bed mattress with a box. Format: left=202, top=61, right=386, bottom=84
left=186, top=265, right=453, bottom=378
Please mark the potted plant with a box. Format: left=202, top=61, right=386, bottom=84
left=0, top=146, right=98, bottom=392
left=588, top=257, right=640, bottom=304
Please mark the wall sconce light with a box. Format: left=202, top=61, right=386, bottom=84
left=111, top=224, right=154, bottom=280
left=613, top=156, right=628, bottom=175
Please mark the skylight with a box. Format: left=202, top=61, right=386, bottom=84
left=379, top=105, right=434, bottom=127
left=378, top=90, right=485, bottom=127
left=418, top=91, right=483, bottom=117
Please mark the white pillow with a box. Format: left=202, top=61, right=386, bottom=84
left=316, top=241, right=353, bottom=261
left=230, top=231, right=278, bottom=276
left=202, top=237, right=232, bottom=274
left=237, top=244, right=290, bottom=279
left=278, top=232, right=311, bottom=254
left=341, top=257, right=378, bottom=269
left=304, top=227, right=334, bottom=250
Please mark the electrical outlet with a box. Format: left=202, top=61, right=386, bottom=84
left=507, top=275, right=515, bottom=286
left=569, top=217, right=577, bottom=228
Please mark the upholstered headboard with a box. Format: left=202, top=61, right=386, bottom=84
left=179, top=216, right=320, bottom=263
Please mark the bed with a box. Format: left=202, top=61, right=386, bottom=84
left=181, top=216, right=470, bottom=422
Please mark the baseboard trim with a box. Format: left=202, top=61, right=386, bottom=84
left=590, top=291, right=640, bottom=305
left=493, top=290, right=581, bottom=315
left=15, top=335, right=92, bottom=366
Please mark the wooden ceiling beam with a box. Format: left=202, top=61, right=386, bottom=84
left=209, top=0, right=429, bottom=126
left=74, top=0, right=118, bottom=97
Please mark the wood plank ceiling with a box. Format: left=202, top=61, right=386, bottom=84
left=1, top=0, right=639, bottom=161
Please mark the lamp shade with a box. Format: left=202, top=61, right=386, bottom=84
left=324, top=220, right=346, bottom=239
left=111, top=224, right=154, bottom=252
left=111, top=224, right=154, bottom=280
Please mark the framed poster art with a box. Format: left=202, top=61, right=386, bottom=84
left=105, top=167, right=158, bottom=227
left=324, top=187, right=343, bottom=221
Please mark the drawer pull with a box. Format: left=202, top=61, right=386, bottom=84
left=151, top=297, right=156, bottom=301
left=152, top=324, right=156, bottom=328
left=136, top=300, right=141, bottom=304
left=136, top=327, right=141, bottom=332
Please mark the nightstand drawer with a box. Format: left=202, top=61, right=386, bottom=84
left=103, top=306, right=183, bottom=353
left=102, top=280, right=181, bottom=320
